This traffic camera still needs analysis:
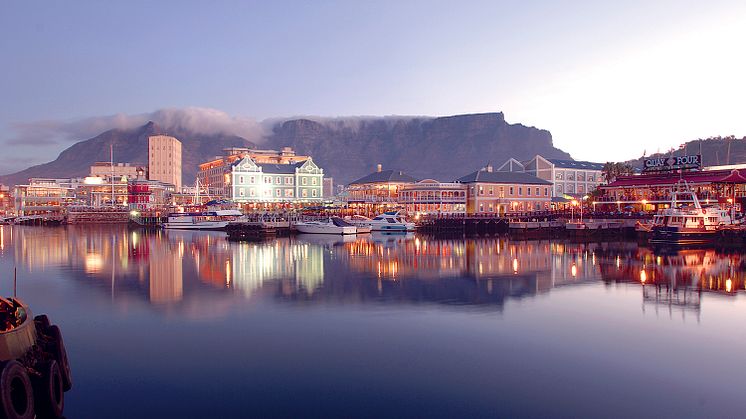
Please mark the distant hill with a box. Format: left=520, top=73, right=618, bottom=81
left=625, top=136, right=746, bottom=169
left=1, top=112, right=572, bottom=186
left=0, top=121, right=255, bottom=187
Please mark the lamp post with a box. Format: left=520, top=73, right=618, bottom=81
left=571, top=199, right=578, bottom=222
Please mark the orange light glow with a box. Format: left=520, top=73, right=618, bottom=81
left=726, top=278, right=733, bottom=292
left=512, top=258, right=518, bottom=273
left=571, top=263, right=577, bottom=277
left=640, top=269, right=647, bottom=283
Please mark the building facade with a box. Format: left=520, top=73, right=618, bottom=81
left=398, top=180, right=467, bottom=215
left=524, top=155, right=604, bottom=197
left=197, top=147, right=311, bottom=197
left=347, top=166, right=417, bottom=214
left=148, top=135, right=182, bottom=190
left=457, top=166, right=552, bottom=215
left=227, top=155, right=324, bottom=206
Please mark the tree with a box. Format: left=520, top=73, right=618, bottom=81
left=602, top=162, right=635, bottom=184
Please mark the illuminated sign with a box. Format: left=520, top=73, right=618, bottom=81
left=643, top=155, right=701, bottom=172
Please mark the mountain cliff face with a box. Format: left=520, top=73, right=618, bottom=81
left=0, top=112, right=571, bottom=186
left=266, top=113, right=571, bottom=184
left=0, top=121, right=254, bottom=187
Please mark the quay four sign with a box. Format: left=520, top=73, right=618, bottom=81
left=643, top=154, right=702, bottom=172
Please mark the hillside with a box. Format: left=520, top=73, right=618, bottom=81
left=1, top=112, right=572, bottom=186
left=625, top=136, right=746, bottom=169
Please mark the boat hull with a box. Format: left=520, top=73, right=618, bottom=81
left=650, top=227, right=717, bottom=245
left=163, top=221, right=230, bottom=230
left=295, top=224, right=357, bottom=235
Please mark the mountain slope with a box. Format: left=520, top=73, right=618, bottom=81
left=1, top=112, right=572, bottom=187
left=265, top=112, right=572, bottom=184
left=0, top=121, right=254, bottom=187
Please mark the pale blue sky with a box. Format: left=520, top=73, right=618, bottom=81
left=2, top=0, right=745, bottom=173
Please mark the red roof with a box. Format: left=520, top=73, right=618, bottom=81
left=604, top=169, right=746, bottom=188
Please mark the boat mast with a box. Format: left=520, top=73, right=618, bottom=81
left=110, top=143, right=115, bottom=207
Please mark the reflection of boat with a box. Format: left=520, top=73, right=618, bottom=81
left=650, top=183, right=734, bottom=245
left=348, top=211, right=415, bottom=232
left=295, top=217, right=357, bottom=235
left=163, top=209, right=243, bottom=230
left=295, top=233, right=357, bottom=245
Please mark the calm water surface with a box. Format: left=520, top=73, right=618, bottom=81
left=0, top=225, right=744, bottom=418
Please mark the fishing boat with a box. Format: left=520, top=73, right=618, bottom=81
left=650, top=182, right=736, bottom=245
left=162, top=209, right=243, bottom=230
left=347, top=211, right=415, bottom=232
left=295, top=217, right=357, bottom=235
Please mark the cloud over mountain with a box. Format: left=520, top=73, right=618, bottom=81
left=7, top=107, right=265, bottom=146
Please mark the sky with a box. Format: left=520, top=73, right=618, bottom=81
left=1, top=0, right=745, bottom=174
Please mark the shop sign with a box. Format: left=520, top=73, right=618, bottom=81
left=643, top=155, right=701, bottom=172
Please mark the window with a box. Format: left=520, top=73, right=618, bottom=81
left=544, top=188, right=548, bottom=196
left=312, top=189, right=317, bottom=197
left=302, top=189, right=308, bottom=198
left=311, top=178, right=317, bottom=185
left=250, top=189, right=255, bottom=197
left=479, top=203, right=484, bottom=212
left=285, top=189, right=293, bottom=197
left=264, top=176, right=271, bottom=184
left=264, top=189, right=271, bottom=196
left=527, top=188, right=531, bottom=196
left=276, top=177, right=281, bottom=184
left=239, top=176, right=244, bottom=184
left=499, top=186, right=504, bottom=197
left=285, top=177, right=292, bottom=185
left=556, top=172, right=564, bottom=180
left=302, top=178, right=307, bottom=186
left=489, top=187, right=494, bottom=195
left=509, top=187, right=514, bottom=195
left=239, top=188, right=245, bottom=197
left=518, top=187, right=523, bottom=196
left=276, top=189, right=281, bottom=197
left=535, top=187, right=539, bottom=196
left=479, top=186, right=484, bottom=195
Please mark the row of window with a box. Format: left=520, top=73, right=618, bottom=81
left=556, top=184, right=587, bottom=193
left=478, top=202, right=549, bottom=212
left=555, top=172, right=597, bottom=182
left=236, top=175, right=318, bottom=186
left=399, top=190, right=466, bottom=199
left=475, top=186, right=549, bottom=197
left=236, top=188, right=318, bottom=198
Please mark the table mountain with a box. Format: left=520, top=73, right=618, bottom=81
left=1, top=112, right=572, bottom=187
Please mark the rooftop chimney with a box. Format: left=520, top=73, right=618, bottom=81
left=376, top=164, right=382, bottom=172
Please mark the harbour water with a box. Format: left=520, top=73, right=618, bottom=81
left=0, top=225, right=744, bottom=418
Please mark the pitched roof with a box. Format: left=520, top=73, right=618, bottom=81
left=548, top=159, right=604, bottom=170
left=349, top=169, right=417, bottom=185
left=257, top=161, right=306, bottom=174
left=457, top=170, right=551, bottom=185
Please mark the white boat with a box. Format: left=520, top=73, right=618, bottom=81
left=650, top=182, right=736, bottom=245
left=347, top=211, right=415, bottom=232
left=163, top=209, right=243, bottom=230
left=294, top=217, right=357, bottom=235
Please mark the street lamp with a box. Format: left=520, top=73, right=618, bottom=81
left=571, top=199, right=578, bottom=222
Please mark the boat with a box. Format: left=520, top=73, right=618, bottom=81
left=347, top=211, right=415, bottom=232
left=0, top=297, right=73, bottom=418
left=294, top=217, right=357, bottom=235
left=162, top=209, right=243, bottom=230
left=650, top=182, right=736, bottom=245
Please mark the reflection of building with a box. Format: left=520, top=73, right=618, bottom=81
left=347, top=165, right=417, bottom=214
left=0, top=185, right=12, bottom=216
left=457, top=165, right=552, bottom=214
left=149, top=241, right=184, bottom=304
left=148, top=135, right=182, bottom=190
left=399, top=180, right=467, bottom=215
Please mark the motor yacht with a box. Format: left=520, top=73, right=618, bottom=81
left=294, top=217, right=357, bottom=235
left=347, top=211, right=415, bottom=232
left=163, top=209, right=243, bottom=230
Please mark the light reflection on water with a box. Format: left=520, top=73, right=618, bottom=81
left=0, top=225, right=745, bottom=418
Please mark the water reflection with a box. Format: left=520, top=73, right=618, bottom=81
left=2, top=225, right=744, bottom=316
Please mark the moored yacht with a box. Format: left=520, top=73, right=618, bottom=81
left=650, top=183, right=736, bottom=245
left=294, top=217, right=357, bottom=235
left=163, top=209, right=243, bottom=230
left=347, top=211, right=415, bottom=232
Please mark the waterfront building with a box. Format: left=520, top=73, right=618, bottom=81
left=398, top=180, right=467, bottom=215
left=457, top=165, right=552, bottom=215
left=197, top=146, right=312, bottom=198
left=127, top=178, right=175, bottom=211
left=523, top=155, right=604, bottom=197
left=227, top=155, right=324, bottom=207
left=347, top=165, right=417, bottom=214
left=90, top=162, right=143, bottom=180
left=323, top=177, right=334, bottom=199
left=0, top=184, right=11, bottom=216
left=148, top=135, right=182, bottom=190
left=13, top=178, right=80, bottom=215
left=598, top=168, right=746, bottom=212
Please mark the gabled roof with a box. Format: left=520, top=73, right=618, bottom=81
left=349, top=169, right=417, bottom=185
left=548, top=159, right=604, bottom=170
left=257, top=161, right=306, bottom=174
left=457, top=170, right=551, bottom=185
